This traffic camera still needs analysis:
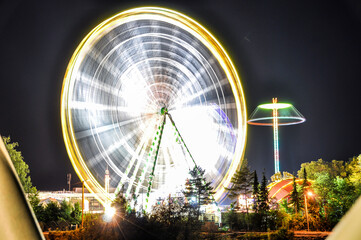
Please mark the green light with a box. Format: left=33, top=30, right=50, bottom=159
left=258, top=103, right=292, bottom=110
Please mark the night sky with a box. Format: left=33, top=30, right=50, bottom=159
left=1, top=0, right=361, bottom=190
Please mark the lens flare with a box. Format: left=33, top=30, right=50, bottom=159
left=103, top=206, right=116, bottom=222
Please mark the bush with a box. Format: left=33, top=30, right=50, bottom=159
left=201, top=222, right=219, bottom=232
left=287, top=213, right=305, bottom=230
left=272, top=228, right=294, bottom=240
left=223, top=210, right=287, bottom=232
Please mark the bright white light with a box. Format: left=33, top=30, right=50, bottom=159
left=259, top=103, right=292, bottom=109
left=103, top=206, right=116, bottom=222
left=171, top=106, right=221, bottom=169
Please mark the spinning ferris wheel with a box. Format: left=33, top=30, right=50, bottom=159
left=61, top=7, right=247, bottom=207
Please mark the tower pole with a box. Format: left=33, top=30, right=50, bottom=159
left=272, top=98, right=280, bottom=174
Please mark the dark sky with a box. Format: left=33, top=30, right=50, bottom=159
left=1, top=0, right=361, bottom=190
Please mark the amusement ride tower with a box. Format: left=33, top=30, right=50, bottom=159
left=248, top=98, right=305, bottom=174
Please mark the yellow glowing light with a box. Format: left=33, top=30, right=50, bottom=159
left=61, top=6, right=247, bottom=205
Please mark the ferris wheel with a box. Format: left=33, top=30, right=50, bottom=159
left=61, top=7, right=247, bottom=207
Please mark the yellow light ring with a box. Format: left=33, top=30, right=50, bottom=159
left=61, top=6, right=247, bottom=205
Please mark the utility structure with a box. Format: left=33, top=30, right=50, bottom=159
left=248, top=98, right=305, bottom=174
left=67, top=173, right=71, bottom=191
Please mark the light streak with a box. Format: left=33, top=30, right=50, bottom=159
left=273, top=98, right=280, bottom=174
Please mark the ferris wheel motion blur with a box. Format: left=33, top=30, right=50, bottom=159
left=61, top=7, right=247, bottom=207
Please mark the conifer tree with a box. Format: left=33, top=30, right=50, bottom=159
left=256, top=172, right=270, bottom=231
left=290, top=175, right=300, bottom=214
left=183, top=166, right=214, bottom=217
left=252, top=170, right=259, bottom=213
left=301, top=167, right=309, bottom=192
left=300, top=167, right=309, bottom=210
left=225, top=159, right=252, bottom=212
left=258, top=172, right=269, bottom=213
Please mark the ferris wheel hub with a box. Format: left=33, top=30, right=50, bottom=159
left=160, top=107, right=168, bottom=115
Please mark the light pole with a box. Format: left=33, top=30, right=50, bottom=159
left=304, top=191, right=313, bottom=231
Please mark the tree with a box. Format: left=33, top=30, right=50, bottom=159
left=298, top=158, right=348, bottom=180
left=297, top=159, right=329, bottom=180
left=184, top=178, right=196, bottom=204
left=71, top=202, right=82, bottom=224
left=258, top=172, right=269, bottom=213
left=31, top=196, right=45, bottom=223
left=183, top=166, right=214, bottom=218
left=252, top=170, right=259, bottom=213
left=347, top=155, right=361, bottom=194
left=43, top=201, right=61, bottom=224
left=58, top=200, right=82, bottom=225
left=279, top=199, right=293, bottom=214
left=300, top=168, right=309, bottom=210
left=182, top=178, right=199, bottom=225
left=2, top=136, right=37, bottom=193
left=290, top=176, right=300, bottom=214
left=59, top=200, right=72, bottom=222
left=312, top=172, right=332, bottom=220
left=313, top=172, right=357, bottom=227
left=225, top=159, right=252, bottom=212
left=301, top=167, right=308, bottom=190
left=257, top=172, right=270, bottom=231
left=328, top=177, right=355, bottom=222
left=2, top=136, right=40, bottom=211
left=151, top=195, right=183, bottom=226
left=295, top=155, right=361, bottom=230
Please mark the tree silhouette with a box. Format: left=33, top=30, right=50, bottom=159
left=224, top=159, right=252, bottom=213
left=258, top=172, right=269, bottom=213
left=290, top=175, right=300, bottom=214
left=183, top=166, right=214, bottom=218
left=252, top=170, right=259, bottom=213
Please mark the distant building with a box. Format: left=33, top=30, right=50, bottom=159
left=40, top=197, right=60, bottom=207
left=38, top=168, right=115, bottom=213
left=237, top=194, right=255, bottom=212
left=38, top=188, right=116, bottom=213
